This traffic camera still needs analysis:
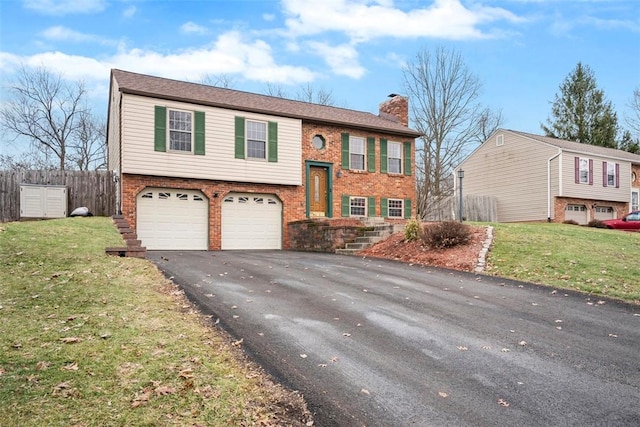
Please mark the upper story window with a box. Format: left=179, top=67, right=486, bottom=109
left=246, top=120, right=267, bottom=159
left=169, top=110, right=193, bottom=152
left=388, top=142, right=402, bottom=174
left=603, top=161, right=619, bottom=188
left=350, top=136, right=366, bottom=171
left=234, top=116, right=278, bottom=162
left=575, top=157, right=592, bottom=185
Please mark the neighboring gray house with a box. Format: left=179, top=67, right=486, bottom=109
left=455, top=129, right=640, bottom=224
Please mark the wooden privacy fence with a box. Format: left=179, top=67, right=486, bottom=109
left=422, top=194, right=497, bottom=222
left=0, top=170, right=116, bottom=222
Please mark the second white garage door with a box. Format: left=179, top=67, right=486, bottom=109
left=137, top=188, right=209, bottom=250
left=222, top=193, right=282, bottom=250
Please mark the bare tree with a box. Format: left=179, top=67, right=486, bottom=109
left=263, top=82, right=336, bottom=106
left=626, top=87, right=640, bottom=138
left=0, top=65, right=88, bottom=170
left=69, top=112, right=107, bottom=170
left=200, top=73, right=237, bottom=88
left=402, top=46, right=502, bottom=219
left=264, top=82, right=289, bottom=98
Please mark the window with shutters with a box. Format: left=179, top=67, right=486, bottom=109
left=388, top=199, right=403, bottom=218
left=169, top=110, right=192, bottom=152
left=350, top=197, right=366, bottom=216
left=388, top=142, right=402, bottom=174
left=247, top=120, right=267, bottom=159
left=350, top=137, right=366, bottom=171
left=605, top=162, right=618, bottom=187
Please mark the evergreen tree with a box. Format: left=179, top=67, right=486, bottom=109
left=619, top=130, right=640, bottom=154
left=542, top=62, right=618, bottom=148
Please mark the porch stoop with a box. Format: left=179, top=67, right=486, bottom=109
left=335, top=223, right=394, bottom=255
left=105, top=215, right=147, bottom=258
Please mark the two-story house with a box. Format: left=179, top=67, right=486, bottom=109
left=107, top=69, right=420, bottom=250
left=455, top=129, right=640, bottom=224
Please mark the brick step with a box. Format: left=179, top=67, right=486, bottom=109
left=106, top=215, right=147, bottom=258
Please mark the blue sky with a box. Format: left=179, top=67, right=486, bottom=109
left=1, top=0, right=639, bottom=153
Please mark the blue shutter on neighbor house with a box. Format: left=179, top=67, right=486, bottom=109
left=234, top=116, right=245, bottom=159
left=381, top=198, right=388, bottom=217
left=368, top=197, right=376, bottom=217
left=268, top=121, right=278, bottom=162
left=341, top=133, right=350, bottom=169
left=341, top=195, right=350, bottom=217
left=194, top=111, right=205, bottom=155
left=367, top=137, right=376, bottom=172
left=380, top=139, right=388, bottom=174
left=154, top=106, right=167, bottom=152
left=403, top=142, right=412, bottom=176
left=404, top=199, right=412, bottom=219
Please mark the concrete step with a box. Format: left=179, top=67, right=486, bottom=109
left=335, top=248, right=361, bottom=255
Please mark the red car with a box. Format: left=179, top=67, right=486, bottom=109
left=602, top=211, right=640, bottom=231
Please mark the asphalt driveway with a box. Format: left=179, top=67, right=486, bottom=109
left=148, top=250, right=640, bottom=427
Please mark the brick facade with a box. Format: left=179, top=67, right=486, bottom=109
left=121, top=122, right=415, bottom=250
left=553, top=197, right=628, bottom=224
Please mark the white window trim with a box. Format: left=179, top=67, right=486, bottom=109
left=632, top=189, right=639, bottom=211
left=579, top=158, right=589, bottom=184
left=607, top=163, right=616, bottom=187
left=388, top=141, right=403, bottom=174
left=388, top=198, right=404, bottom=218
left=496, top=134, right=504, bottom=146
left=350, top=196, right=367, bottom=217
left=246, top=119, right=268, bottom=161
left=168, top=109, right=193, bottom=153
left=349, top=136, right=366, bottom=171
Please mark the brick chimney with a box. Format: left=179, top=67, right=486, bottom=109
left=378, top=94, right=409, bottom=127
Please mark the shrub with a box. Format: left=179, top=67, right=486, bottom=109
left=587, top=219, right=607, bottom=228
left=563, top=219, right=578, bottom=225
left=420, top=221, right=471, bottom=249
left=404, top=218, right=421, bottom=242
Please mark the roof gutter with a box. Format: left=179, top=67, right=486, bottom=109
left=548, top=149, right=562, bottom=221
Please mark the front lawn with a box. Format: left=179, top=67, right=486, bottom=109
left=0, top=218, right=311, bottom=426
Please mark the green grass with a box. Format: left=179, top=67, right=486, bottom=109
left=0, top=218, right=309, bottom=426
left=486, top=222, right=640, bottom=303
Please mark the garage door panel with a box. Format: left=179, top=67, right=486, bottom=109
left=137, top=188, right=208, bottom=250
left=222, top=193, right=282, bottom=250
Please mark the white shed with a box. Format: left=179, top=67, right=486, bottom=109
left=20, top=184, right=68, bottom=218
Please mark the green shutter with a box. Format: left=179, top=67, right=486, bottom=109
left=380, top=139, right=388, bottom=174
left=341, top=133, right=350, bottom=169
left=381, top=198, right=388, bottom=217
left=404, top=199, right=412, bottom=219
left=341, top=195, right=350, bottom=217
left=234, top=116, right=245, bottom=159
left=368, top=197, right=376, bottom=217
left=404, top=142, right=412, bottom=176
left=194, top=111, right=205, bottom=155
left=154, top=106, right=166, bottom=152
left=268, top=121, right=278, bottom=162
left=367, top=137, right=375, bottom=172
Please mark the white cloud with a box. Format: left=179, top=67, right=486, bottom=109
left=1, top=30, right=316, bottom=91
left=122, top=5, right=136, bottom=19
left=307, top=41, right=365, bottom=78
left=263, top=13, right=276, bottom=21
left=23, top=0, right=107, bottom=15
left=181, top=21, right=210, bottom=35
left=40, top=25, right=118, bottom=46
left=282, top=0, right=524, bottom=42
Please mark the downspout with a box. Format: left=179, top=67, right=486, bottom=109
left=547, top=149, right=562, bottom=222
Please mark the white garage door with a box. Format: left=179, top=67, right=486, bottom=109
left=222, top=193, right=282, bottom=250
left=137, top=188, right=208, bottom=250
left=565, top=204, right=588, bottom=225
left=594, top=206, right=615, bottom=221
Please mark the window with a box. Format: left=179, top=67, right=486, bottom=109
left=575, top=157, right=592, bottom=185
left=632, top=190, right=639, bottom=211
left=595, top=206, right=613, bottom=214
left=350, top=197, right=366, bottom=216
left=388, top=199, right=403, bottom=218
left=388, top=142, right=402, bottom=174
left=246, top=120, right=267, bottom=159
left=579, top=158, right=589, bottom=184
left=169, top=110, right=192, bottom=152
left=496, top=134, right=504, bottom=146
left=603, top=161, right=619, bottom=187
left=607, top=163, right=616, bottom=186
left=350, top=137, right=366, bottom=171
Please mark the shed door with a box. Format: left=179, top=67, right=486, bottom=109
left=221, top=193, right=282, bottom=250
left=137, top=188, right=208, bottom=250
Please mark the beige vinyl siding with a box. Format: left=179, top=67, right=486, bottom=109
left=560, top=153, right=631, bottom=202
left=461, top=132, right=558, bottom=222
left=549, top=154, right=561, bottom=219
left=107, top=76, right=121, bottom=172
left=120, top=94, right=302, bottom=185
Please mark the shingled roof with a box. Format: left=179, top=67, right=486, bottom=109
left=508, top=129, right=640, bottom=164
left=111, top=69, right=421, bottom=138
